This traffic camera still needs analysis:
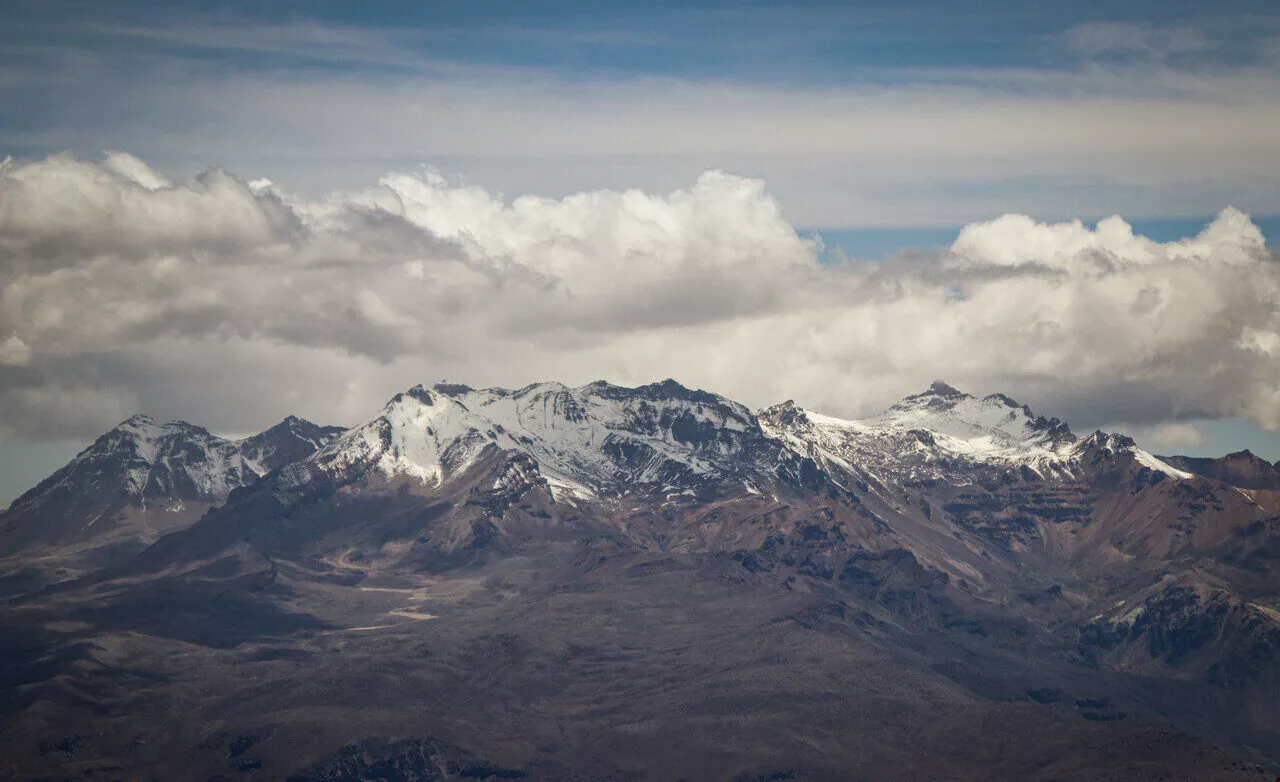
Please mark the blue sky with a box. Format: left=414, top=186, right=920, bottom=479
left=3, top=0, right=1278, bottom=229
left=816, top=216, right=1280, bottom=262
left=8, top=0, right=1273, bottom=74
left=1, top=0, right=1279, bottom=506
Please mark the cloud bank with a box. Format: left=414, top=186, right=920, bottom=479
left=1, top=152, right=1277, bottom=441
left=1120, top=422, right=1211, bottom=451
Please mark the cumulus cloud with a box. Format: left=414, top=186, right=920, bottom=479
left=1, top=152, right=1278, bottom=443
left=1134, top=422, right=1210, bottom=450
left=950, top=210, right=1265, bottom=271
left=0, top=152, right=301, bottom=270
left=0, top=336, right=30, bottom=366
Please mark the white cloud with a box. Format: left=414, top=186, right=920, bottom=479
left=0, top=153, right=299, bottom=270
left=101, top=151, right=173, bottom=190
left=950, top=209, right=1266, bottom=272
left=0, top=336, right=31, bottom=366
left=1133, top=422, right=1210, bottom=450
left=0, top=152, right=1278, bottom=443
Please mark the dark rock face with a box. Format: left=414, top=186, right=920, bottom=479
left=921, top=380, right=968, bottom=401
left=1162, top=451, right=1280, bottom=491
left=1025, top=688, right=1062, bottom=704
left=1078, top=585, right=1280, bottom=691
left=1027, top=414, right=1076, bottom=443
left=467, top=452, right=547, bottom=518
left=287, top=738, right=527, bottom=782
left=1136, top=587, right=1230, bottom=663
left=239, top=416, right=348, bottom=475
left=940, top=482, right=1094, bottom=548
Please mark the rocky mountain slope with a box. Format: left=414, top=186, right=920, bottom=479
left=2, top=379, right=1279, bottom=781
left=1162, top=450, right=1280, bottom=491
left=759, top=381, right=1084, bottom=490
left=0, top=414, right=344, bottom=562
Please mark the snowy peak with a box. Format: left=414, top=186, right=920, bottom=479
left=299, top=379, right=799, bottom=501
left=303, top=385, right=495, bottom=493
left=764, top=383, right=1190, bottom=488
left=1076, top=431, right=1193, bottom=479
left=0, top=412, right=344, bottom=554
left=874, top=382, right=1075, bottom=450
left=238, top=416, right=348, bottom=477
left=104, top=412, right=344, bottom=499
left=757, top=400, right=807, bottom=429
left=5, top=414, right=344, bottom=520
left=108, top=414, right=213, bottom=456
left=759, top=384, right=1093, bottom=489
left=912, top=379, right=971, bottom=403
left=117, top=412, right=159, bottom=430
left=876, top=380, right=971, bottom=418
left=74, top=415, right=235, bottom=499
left=451, top=379, right=761, bottom=468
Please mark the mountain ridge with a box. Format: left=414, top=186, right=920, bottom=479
left=4, top=378, right=1280, bottom=780
left=0, top=413, right=345, bottom=558
left=1160, top=449, right=1280, bottom=491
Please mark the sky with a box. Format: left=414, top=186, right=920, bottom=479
left=1, top=0, right=1279, bottom=505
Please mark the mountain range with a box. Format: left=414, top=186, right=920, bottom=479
left=2, top=379, right=1279, bottom=781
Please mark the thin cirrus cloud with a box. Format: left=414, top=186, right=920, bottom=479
left=8, top=74, right=1280, bottom=230
left=0, top=152, right=1278, bottom=451
left=2, top=14, right=1279, bottom=226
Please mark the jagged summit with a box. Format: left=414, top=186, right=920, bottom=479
left=0, top=413, right=345, bottom=554
left=754, top=384, right=1205, bottom=488
left=289, top=378, right=811, bottom=502
left=872, top=383, right=1074, bottom=447
left=890, top=383, right=1047, bottom=420
left=983, top=392, right=1021, bottom=408
left=406, top=378, right=744, bottom=417
left=432, top=381, right=475, bottom=396
left=1083, top=430, right=1134, bottom=448
left=113, top=413, right=209, bottom=436
left=890, top=380, right=971, bottom=410
left=756, top=400, right=811, bottom=435
left=927, top=379, right=968, bottom=398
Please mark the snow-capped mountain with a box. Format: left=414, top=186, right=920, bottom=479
left=759, top=380, right=1186, bottom=491
left=237, top=415, right=349, bottom=479
left=0, top=414, right=344, bottom=554
left=8, top=377, right=1280, bottom=782
left=278, top=379, right=825, bottom=506
left=1072, top=430, right=1194, bottom=480
left=180, top=377, right=1226, bottom=577
left=2, top=378, right=1214, bottom=565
